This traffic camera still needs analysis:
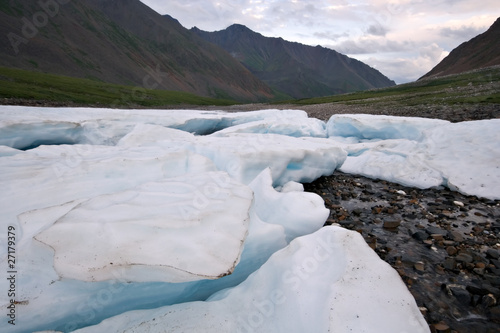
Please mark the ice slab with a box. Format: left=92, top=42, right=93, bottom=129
left=33, top=171, right=253, bottom=283
left=210, top=117, right=327, bottom=138
left=0, top=106, right=316, bottom=146
left=327, top=113, right=449, bottom=141
left=329, top=114, right=500, bottom=199
left=118, top=124, right=347, bottom=186
left=75, top=227, right=430, bottom=333
left=338, top=139, right=444, bottom=189
left=423, top=119, right=500, bottom=199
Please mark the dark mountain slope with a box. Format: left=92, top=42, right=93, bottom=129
left=0, top=0, right=273, bottom=102
left=192, top=24, right=395, bottom=99
left=421, top=17, right=500, bottom=79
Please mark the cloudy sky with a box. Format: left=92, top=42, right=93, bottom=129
left=140, top=0, right=499, bottom=83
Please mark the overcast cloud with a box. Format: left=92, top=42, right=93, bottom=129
left=141, top=0, right=499, bottom=83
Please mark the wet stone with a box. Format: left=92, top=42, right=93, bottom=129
left=383, top=219, right=402, bottom=229
left=455, top=253, right=474, bottom=264
left=431, top=234, right=444, bottom=241
left=467, top=285, right=490, bottom=296
left=490, top=259, right=500, bottom=269
left=487, top=248, right=500, bottom=259
left=446, top=246, right=458, bottom=256
left=414, top=261, right=425, bottom=272
left=432, top=322, right=451, bottom=333
left=426, top=225, right=448, bottom=236
left=448, top=230, right=465, bottom=242
left=443, top=258, right=456, bottom=270
left=447, top=285, right=471, bottom=305
left=413, top=231, right=429, bottom=241
left=483, top=294, right=497, bottom=307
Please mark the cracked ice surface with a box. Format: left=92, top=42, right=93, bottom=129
left=0, top=107, right=346, bottom=332
left=3, top=106, right=498, bottom=332
left=33, top=171, right=253, bottom=283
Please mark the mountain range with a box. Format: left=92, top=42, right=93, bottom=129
left=0, top=0, right=273, bottom=102
left=421, top=17, right=500, bottom=79
left=192, top=24, right=396, bottom=99
left=0, top=0, right=395, bottom=102
left=0, top=1, right=497, bottom=103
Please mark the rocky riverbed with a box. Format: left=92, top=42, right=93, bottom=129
left=305, top=172, right=500, bottom=333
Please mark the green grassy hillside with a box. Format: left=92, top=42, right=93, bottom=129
left=289, top=66, right=500, bottom=106
left=0, top=67, right=237, bottom=107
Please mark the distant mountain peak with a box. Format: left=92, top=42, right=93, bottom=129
left=193, top=25, right=395, bottom=99
left=227, top=23, right=251, bottom=30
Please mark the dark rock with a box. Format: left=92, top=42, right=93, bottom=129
left=412, top=231, right=429, bottom=241
left=485, top=274, right=500, bottom=286
left=448, top=285, right=471, bottom=305
left=491, top=259, right=500, bottom=269
left=455, top=253, right=474, bottom=264
left=446, top=246, right=458, bottom=256
left=467, top=285, right=490, bottom=296
left=443, top=258, right=456, bottom=270
left=483, top=294, right=497, bottom=307
left=426, top=225, right=448, bottom=236
left=487, top=248, right=500, bottom=259
left=383, top=219, right=401, bottom=229
left=352, top=208, right=363, bottom=216
left=472, top=294, right=482, bottom=306
left=490, top=306, right=500, bottom=323
left=448, top=230, right=464, bottom=242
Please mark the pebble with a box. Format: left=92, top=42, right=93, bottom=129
left=455, top=253, right=473, bottom=264
left=446, top=246, right=458, bottom=256
left=487, top=248, right=500, bottom=259
left=426, top=226, right=448, bottom=236
left=413, top=231, right=429, bottom=241
left=443, top=258, right=456, bottom=270
left=383, top=219, right=401, bottom=229
left=448, top=230, right=464, bottom=242
left=482, top=294, right=497, bottom=307
left=447, top=285, right=471, bottom=305
left=414, top=261, right=425, bottom=272
left=431, top=234, right=444, bottom=241
left=433, top=322, right=450, bottom=333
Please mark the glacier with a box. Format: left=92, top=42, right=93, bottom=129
left=0, top=105, right=499, bottom=332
